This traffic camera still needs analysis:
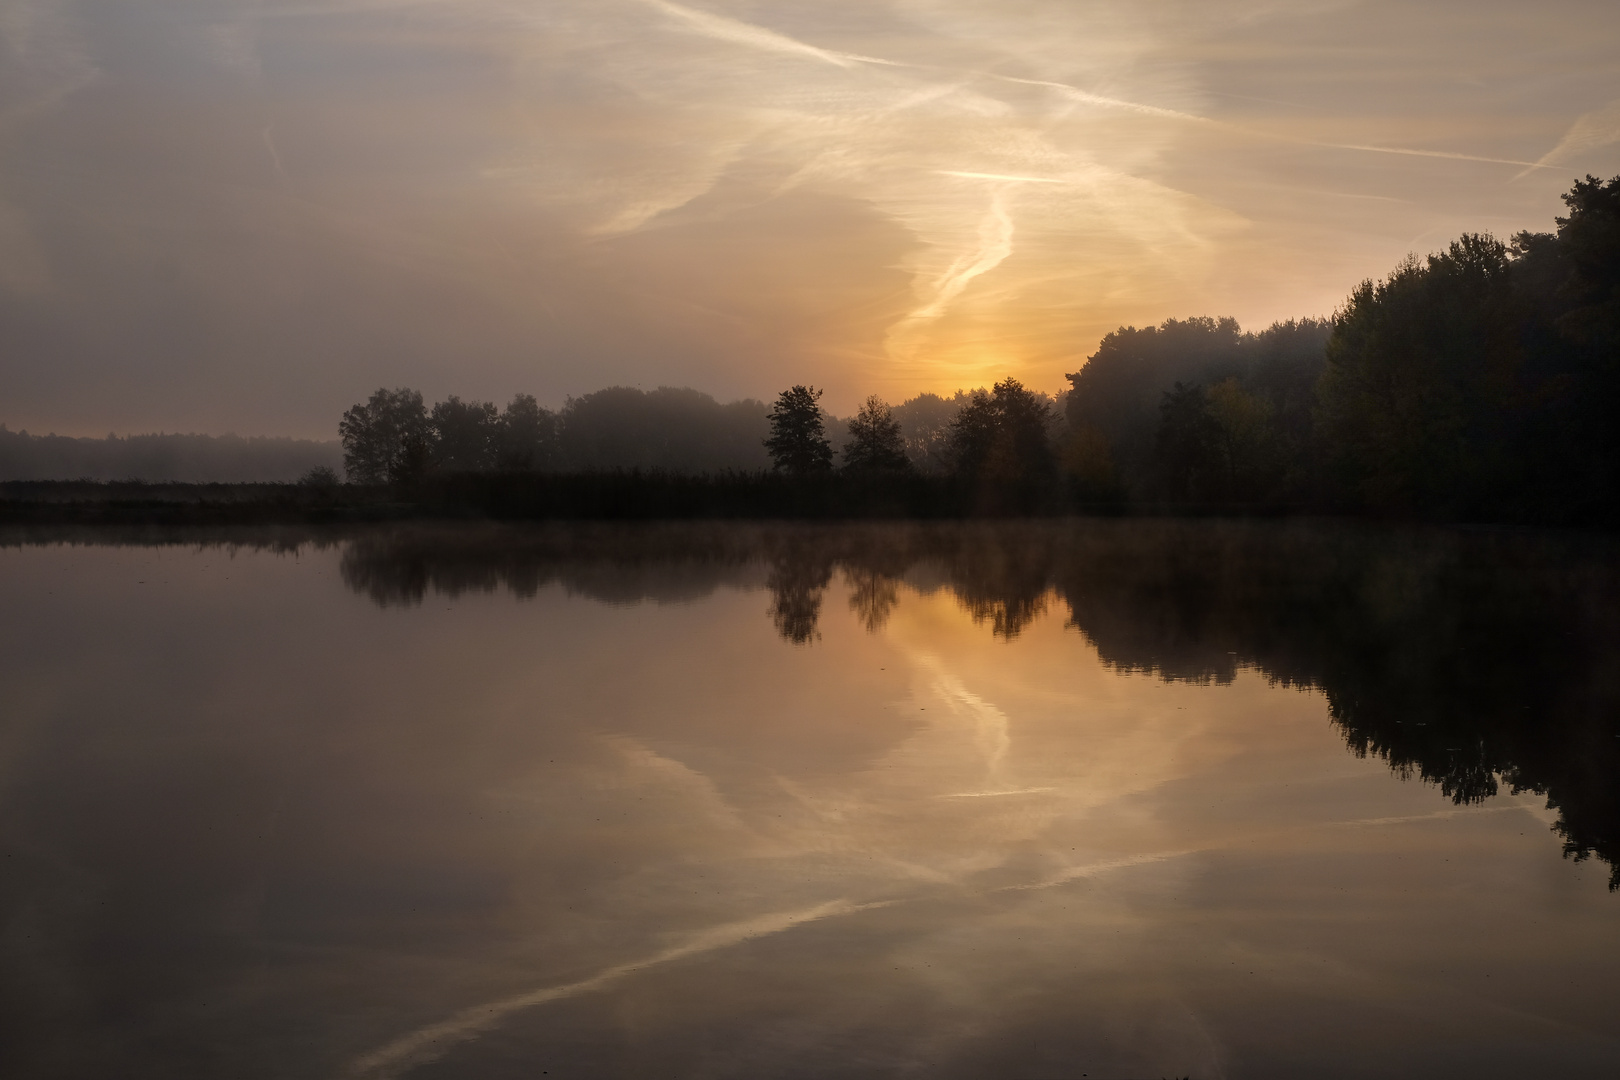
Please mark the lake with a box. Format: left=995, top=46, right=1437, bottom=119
left=3, top=520, right=1618, bottom=1079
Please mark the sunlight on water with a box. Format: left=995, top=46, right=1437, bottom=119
left=2, top=523, right=1618, bottom=1079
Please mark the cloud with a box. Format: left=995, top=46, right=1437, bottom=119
left=910, top=188, right=1015, bottom=321
left=1518, top=98, right=1620, bottom=179
left=2, top=0, right=1615, bottom=431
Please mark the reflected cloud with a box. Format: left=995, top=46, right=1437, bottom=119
left=350, top=898, right=889, bottom=1079
left=4, top=520, right=1620, bottom=1077
left=304, top=519, right=1620, bottom=887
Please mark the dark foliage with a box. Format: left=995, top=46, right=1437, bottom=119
left=338, top=385, right=769, bottom=484
left=1155, top=382, right=1221, bottom=499
left=841, top=396, right=911, bottom=473
left=947, top=378, right=1056, bottom=482
left=496, top=393, right=558, bottom=470
left=765, top=385, right=834, bottom=474
left=1058, top=176, right=1620, bottom=523
left=429, top=396, right=499, bottom=473
left=1067, top=316, right=1329, bottom=502
left=339, top=387, right=430, bottom=484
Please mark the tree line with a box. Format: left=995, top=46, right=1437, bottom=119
left=0, top=427, right=340, bottom=483
left=337, top=379, right=1066, bottom=485
left=338, top=386, right=777, bottom=484
left=1069, top=175, right=1620, bottom=523
left=338, top=176, right=1619, bottom=524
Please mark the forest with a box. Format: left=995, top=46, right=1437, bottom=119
left=5, top=176, right=1615, bottom=525
left=329, top=176, right=1619, bottom=526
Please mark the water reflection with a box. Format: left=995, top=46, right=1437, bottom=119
left=328, top=520, right=1620, bottom=889
left=3, top=520, right=1620, bottom=1079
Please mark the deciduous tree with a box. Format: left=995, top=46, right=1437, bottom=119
left=339, top=387, right=429, bottom=484
left=764, top=385, right=833, bottom=474
left=947, top=378, right=1055, bottom=481
left=841, top=395, right=910, bottom=472
left=430, top=396, right=499, bottom=473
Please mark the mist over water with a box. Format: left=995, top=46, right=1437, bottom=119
left=3, top=521, right=1619, bottom=1078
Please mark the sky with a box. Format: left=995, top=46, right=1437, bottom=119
left=2, top=0, right=1619, bottom=436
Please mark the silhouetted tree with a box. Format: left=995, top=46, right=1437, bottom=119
left=430, top=396, right=499, bottom=472
left=842, top=395, right=910, bottom=472
left=496, top=393, right=558, bottom=470
left=765, top=385, right=833, bottom=474
left=1547, top=175, right=1620, bottom=354
left=1510, top=174, right=1620, bottom=517
left=1315, top=234, right=1525, bottom=515
left=339, top=387, right=430, bottom=484
left=947, top=378, right=1055, bottom=481
left=1066, top=317, right=1246, bottom=493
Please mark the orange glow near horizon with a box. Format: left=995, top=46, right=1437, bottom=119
left=0, top=0, right=1616, bottom=431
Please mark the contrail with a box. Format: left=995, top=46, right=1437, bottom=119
left=1513, top=98, right=1620, bottom=179
left=261, top=1, right=1553, bottom=175
left=1314, top=141, right=1551, bottom=169
left=989, top=71, right=1217, bottom=124
left=1001, top=849, right=1199, bottom=891
left=1325, top=801, right=1542, bottom=829
left=912, top=191, right=1014, bottom=322
left=643, top=0, right=896, bottom=69
left=346, top=899, right=885, bottom=1079
left=976, top=69, right=1552, bottom=169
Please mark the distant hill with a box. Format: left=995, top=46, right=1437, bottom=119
left=0, top=427, right=342, bottom=482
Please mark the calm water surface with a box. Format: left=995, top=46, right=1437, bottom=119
left=2, top=521, right=1618, bottom=1079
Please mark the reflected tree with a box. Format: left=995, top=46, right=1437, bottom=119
left=322, top=519, right=1620, bottom=885
left=845, top=567, right=901, bottom=633
left=766, top=545, right=834, bottom=644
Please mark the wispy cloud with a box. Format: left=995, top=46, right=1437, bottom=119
left=911, top=189, right=1015, bottom=321
left=4, top=0, right=1614, bottom=430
